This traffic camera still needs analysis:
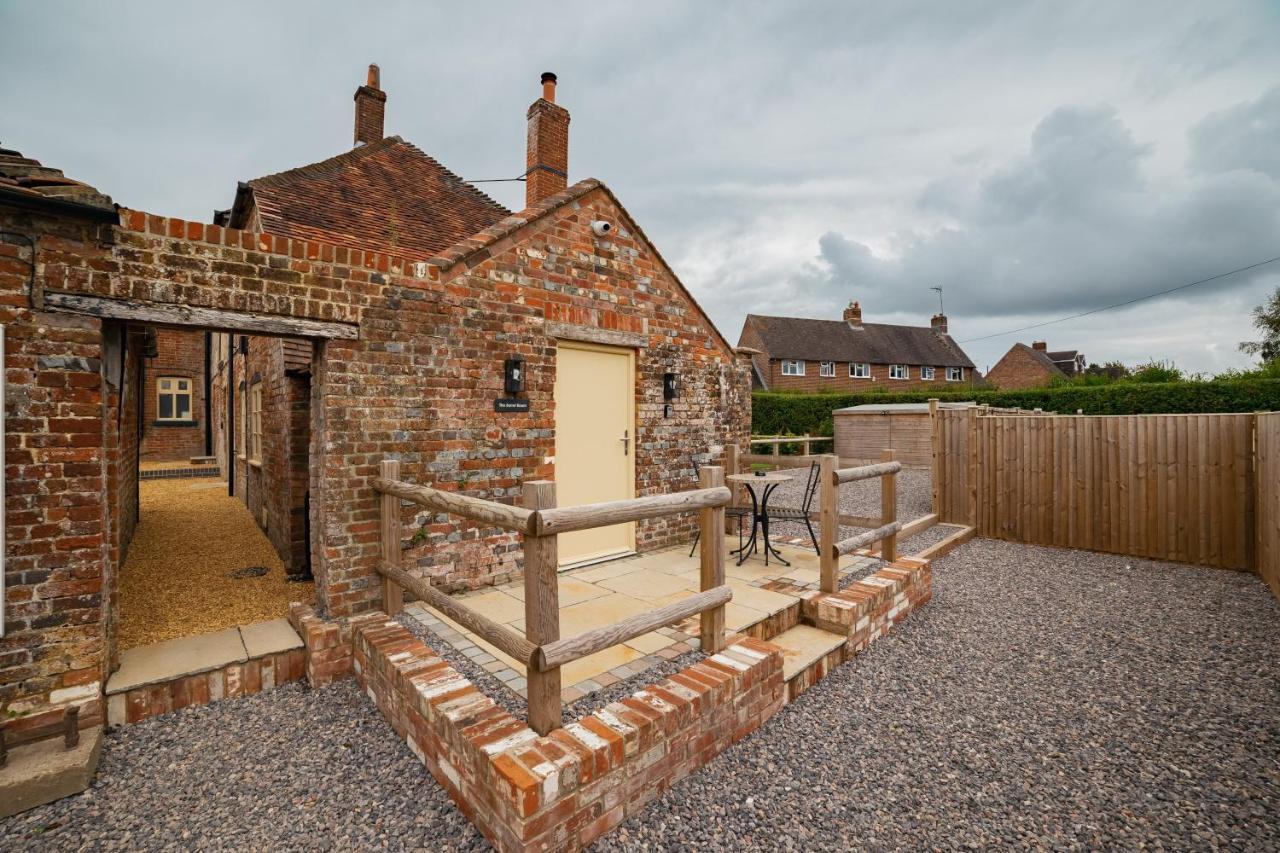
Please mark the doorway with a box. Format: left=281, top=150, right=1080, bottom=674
left=553, top=341, right=636, bottom=567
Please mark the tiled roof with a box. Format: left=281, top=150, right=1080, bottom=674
left=0, top=145, right=114, bottom=212
left=741, top=314, right=975, bottom=368
left=1020, top=344, right=1070, bottom=379
left=233, top=136, right=510, bottom=259
left=1047, top=349, right=1082, bottom=376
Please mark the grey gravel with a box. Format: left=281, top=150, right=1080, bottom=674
left=603, top=539, right=1280, bottom=851
left=0, top=680, right=488, bottom=852
left=8, top=540, right=1276, bottom=851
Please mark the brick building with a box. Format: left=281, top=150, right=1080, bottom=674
left=138, top=328, right=210, bottom=463
left=738, top=300, right=976, bottom=392
left=986, top=340, right=1086, bottom=389
left=0, top=68, right=752, bottom=752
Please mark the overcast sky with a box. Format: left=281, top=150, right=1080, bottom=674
left=3, top=1, right=1278, bottom=374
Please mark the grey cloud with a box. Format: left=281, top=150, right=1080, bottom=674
left=1189, top=86, right=1280, bottom=180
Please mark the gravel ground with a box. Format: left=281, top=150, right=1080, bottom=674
left=119, top=478, right=314, bottom=649
left=9, top=539, right=1276, bottom=850
left=0, top=680, right=488, bottom=852
left=605, top=539, right=1280, bottom=850
left=397, top=610, right=705, bottom=721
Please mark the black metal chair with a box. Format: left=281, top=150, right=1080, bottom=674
left=763, top=460, right=822, bottom=553
left=689, top=454, right=750, bottom=556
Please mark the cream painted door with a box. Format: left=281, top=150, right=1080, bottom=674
left=554, top=341, right=635, bottom=567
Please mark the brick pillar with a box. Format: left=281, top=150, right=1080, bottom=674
left=525, top=72, right=570, bottom=208
left=354, top=64, right=386, bottom=147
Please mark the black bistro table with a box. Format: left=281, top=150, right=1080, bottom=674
left=726, top=471, right=793, bottom=567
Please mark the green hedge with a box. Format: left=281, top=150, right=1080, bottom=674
left=753, top=380, right=1280, bottom=437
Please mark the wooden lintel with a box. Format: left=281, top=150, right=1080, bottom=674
left=545, top=321, right=647, bottom=349
left=43, top=290, right=360, bottom=340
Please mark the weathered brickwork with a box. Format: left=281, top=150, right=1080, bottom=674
left=105, top=647, right=305, bottom=728
left=352, top=614, right=784, bottom=852
left=2, top=177, right=750, bottom=744
left=138, top=328, right=206, bottom=462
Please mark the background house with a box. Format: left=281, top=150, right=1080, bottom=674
left=138, top=328, right=211, bottom=463
left=986, top=340, right=1085, bottom=388
left=738, top=301, right=976, bottom=391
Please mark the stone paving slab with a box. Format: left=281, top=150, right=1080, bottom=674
left=107, top=628, right=247, bottom=694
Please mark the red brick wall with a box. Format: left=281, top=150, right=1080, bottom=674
left=139, top=328, right=205, bottom=462
left=1, top=181, right=750, bottom=737
left=763, top=359, right=971, bottom=392
left=985, top=345, right=1057, bottom=389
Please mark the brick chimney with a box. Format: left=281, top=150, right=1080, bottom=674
left=843, top=300, right=863, bottom=327
left=353, top=64, right=386, bottom=147
left=931, top=313, right=948, bottom=334
left=1032, top=341, right=1047, bottom=352
left=526, top=72, right=570, bottom=208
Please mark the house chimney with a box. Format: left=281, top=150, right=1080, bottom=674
left=526, top=72, right=570, bottom=208
left=1032, top=341, right=1047, bottom=352
left=353, top=64, right=386, bottom=147
left=843, top=300, right=863, bottom=327
left=930, top=313, right=948, bottom=334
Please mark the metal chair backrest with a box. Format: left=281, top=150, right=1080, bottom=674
left=800, top=460, right=822, bottom=512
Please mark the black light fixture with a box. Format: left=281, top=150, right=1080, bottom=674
left=663, top=371, right=677, bottom=418
left=504, top=358, right=525, bottom=395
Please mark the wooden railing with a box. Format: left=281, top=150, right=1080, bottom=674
left=373, top=459, right=733, bottom=735
left=817, top=451, right=901, bottom=592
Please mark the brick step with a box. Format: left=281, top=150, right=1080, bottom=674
left=731, top=596, right=801, bottom=642
left=770, top=624, right=848, bottom=703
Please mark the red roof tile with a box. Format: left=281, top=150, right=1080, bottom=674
left=234, top=136, right=509, bottom=259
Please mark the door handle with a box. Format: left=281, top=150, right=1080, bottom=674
left=620, top=430, right=630, bottom=456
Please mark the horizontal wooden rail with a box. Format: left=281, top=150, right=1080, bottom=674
left=534, top=585, right=733, bottom=671
left=897, top=513, right=939, bottom=541
left=748, top=435, right=833, bottom=445
left=373, top=477, right=534, bottom=534
left=833, top=520, right=903, bottom=558
left=377, top=561, right=538, bottom=666
left=833, top=460, right=902, bottom=485
left=531, top=487, right=730, bottom=536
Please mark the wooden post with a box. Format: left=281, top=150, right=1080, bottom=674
left=819, top=454, right=838, bottom=592
left=725, top=444, right=740, bottom=508
left=928, top=399, right=940, bottom=515
left=379, top=459, right=404, bottom=616
left=698, top=465, right=726, bottom=654
left=772, top=440, right=780, bottom=464
left=966, top=408, right=979, bottom=527
left=802, top=434, right=812, bottom=456
left=523, top=480, right=562, bottom=735
left=880, top=449, right=897, bottom=562
left=63, top=705, right=80, bottom=749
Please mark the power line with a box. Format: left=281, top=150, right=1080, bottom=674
left=958, top=254, right=1280, bottom=344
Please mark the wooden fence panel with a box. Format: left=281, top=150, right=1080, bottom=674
left=963, top=413, right=1256, bottom=570
left=1257, top=413, right=1280, bottom=601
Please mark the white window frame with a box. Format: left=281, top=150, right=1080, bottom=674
left=249, top=382, right=263, bottom=463
left=920, top=366, right=935, bottom=381
left=781, top=360, right=805, bottom=376
left=849, top=362, right=870, bottom=379
left=946, top=366, right=964, bottom=382
left=156, top=376, right=194, bottom=422
left=819, top=361, right=835, bottom=378
left=889, top=364, right=908, bottom=380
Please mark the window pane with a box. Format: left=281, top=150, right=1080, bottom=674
left=177, top=396, right=190, bottom=419
left=177, top=379, right=189, bottom=391
left=159, top=379, right=171, bottom=391
left=159, top=395, right=173, bottom=419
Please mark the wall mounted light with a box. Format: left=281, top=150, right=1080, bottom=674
left=663, top=371, right=677, bottom=418
left=504, top=358, right=525, bottom=395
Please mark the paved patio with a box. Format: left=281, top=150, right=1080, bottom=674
left=420, top=537, right=881, bottom=702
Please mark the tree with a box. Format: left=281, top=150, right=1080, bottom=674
left=1240, top=285, right=1280, bottom=364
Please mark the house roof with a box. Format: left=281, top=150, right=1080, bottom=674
left=741, top=314, right=975, bottom=368
left=229, top=136, right=510, bottom=259
left=0, top=145, right=116, bottom=218
left=1016, top=343, right=1069, bottom=379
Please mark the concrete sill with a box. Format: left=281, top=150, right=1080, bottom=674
left=152, top=420, right=198, bottom=428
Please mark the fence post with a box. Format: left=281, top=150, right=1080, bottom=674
left=523, top=480, right=562, bottom=735
left=802, top=434, right=812, bottom=456
left=819, top=454, right=838, bottom=592
left=698, top=465, right=726, bottom=654
left=880, top=449, right=897, bottom=562
left=966, top=407, right=979, bottom=527
left=928, top=398, right=940, bottom=515
left=380, top=459, right=404, bottom=616
left=725, top=444, right=740, bottom=508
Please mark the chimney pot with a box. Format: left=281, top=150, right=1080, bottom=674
left=1032, top=341, right=1047, bottom=351
left=526, top=72, right=570, bottom=208
left=843, top=300, right=863, bottom=327
left=353, top=63, right=387, bottom=147
left=930, top=313, right=948, bottom=334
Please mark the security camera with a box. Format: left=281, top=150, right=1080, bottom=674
left=591, top=220, right=612, bottom=237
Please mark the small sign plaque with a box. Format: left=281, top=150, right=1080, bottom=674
left=494, top=397, right=530, bottom=413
